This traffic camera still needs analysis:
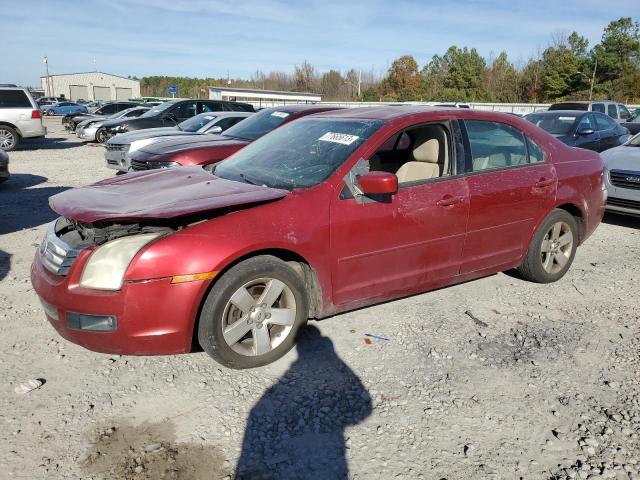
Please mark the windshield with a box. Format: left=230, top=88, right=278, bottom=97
left=179, top=114, right=217, bottom=132
left=222, top=109, right=291, bottom=141
left=141, top=101, right=175, bottom=118
left=628, top=133, right=640, bottom=146
left=214, top=118, right=383, bottom=189
left=525, top=113, right=577, bottom=135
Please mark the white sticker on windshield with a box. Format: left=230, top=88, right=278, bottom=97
left=558, top=116, right=576, bottom=121
left=318, top=132, right=360, bottom=145
left=271, top=111, right=290, bottom=118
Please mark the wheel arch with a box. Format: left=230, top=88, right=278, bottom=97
left=0, top=121, right=22, bottom=138
left=189, top=247, right=324, bottom=352
left=554, top=202, right=585, bottom=242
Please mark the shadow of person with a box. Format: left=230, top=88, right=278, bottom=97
left=235, top=325, right=372, bottom=480
left=0, top=250, right=10, bottom=282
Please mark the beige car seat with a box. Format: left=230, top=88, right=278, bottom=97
left=396, top=126, right=449, bottom=183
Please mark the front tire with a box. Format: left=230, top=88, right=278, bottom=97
left=95, top=127, right=108, bottom=143
left=198, top=256, right=309, bottom=369
left=0, top=125, right=19, bottom=151
left=518, top=209, right=579, bottom=283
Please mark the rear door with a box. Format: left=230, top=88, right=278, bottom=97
left=460, top=120, right=556, bottom=274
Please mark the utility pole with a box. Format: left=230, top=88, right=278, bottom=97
left=43, top=56, right=51, bottom=97
left=357, top=70, right=361, bottom=98
left=589, top=57, right=597, bottom=102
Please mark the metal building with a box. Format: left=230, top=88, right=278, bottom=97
left=40, top=72, right=141, bottom=102
left=209, top=86, right=321, bottom=108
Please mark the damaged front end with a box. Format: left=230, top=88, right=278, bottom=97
left=40, top=217, right=176, bottom=290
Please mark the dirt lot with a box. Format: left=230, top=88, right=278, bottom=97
left=1, top=117, right=640, bottom=480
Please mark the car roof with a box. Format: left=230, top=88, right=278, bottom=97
left=310, top=105, right=464, bottom=120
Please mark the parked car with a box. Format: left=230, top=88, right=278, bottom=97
left=524, top=110, right=629, bottom=152
left=31, top=107, right=605, bottom=368
left=37, top=96, right=65, bottom=108
left=601, top=133, right=640, bottom=216
left=622, top=109, right=640, bottom=136
left=76, top=107, right=150, bottom=143
left=44, top=102, right=87, bottom=116
left=63, top=101, right=141, bottom=131
left=548, top=101, right=633, bottom=123
left=0, top=149, right=8, bottom=183
left=128, top=105, right=340, bottom=172
left=101, top=99, right=255, bottom=138
left=0, top=86, right=47, bottom=151
left=105, top=112, right=253, bottom=171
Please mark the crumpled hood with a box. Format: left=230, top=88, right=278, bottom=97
left=49, top=166, right=289, bottom=222
left=601, top=145, right=640, bottom=172
left=109, top=127, right=181, bottom=144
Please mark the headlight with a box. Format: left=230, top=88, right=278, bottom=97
left=155, top=161, right=180, bottom=169
left=129, top=138, right=155, bottom=154
left=115, top=124, right=128, bottom=132
left=79, top=233, right=163, bottom=290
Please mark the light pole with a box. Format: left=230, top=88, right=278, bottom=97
left=43, top=56, right=51, bottom=97
left=344, top=70, right=362, bottom=99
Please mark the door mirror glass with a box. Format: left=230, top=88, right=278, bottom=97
left=358, top=171, right=398, bottom=195
left=576, top=128, right=595, bottom=136
left=207, top=126, right=223, bottom=134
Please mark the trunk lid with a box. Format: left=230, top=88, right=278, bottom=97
left=49, top=166, right=289, bottom=223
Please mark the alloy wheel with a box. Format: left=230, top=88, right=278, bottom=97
left=222, top=277, right=297, bottom=357
left=0, top=129, right=16, bottom=149
left=540, top=221, right=574, bottom=274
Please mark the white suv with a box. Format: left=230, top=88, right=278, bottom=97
left=0, top=86, right=47, bottom=151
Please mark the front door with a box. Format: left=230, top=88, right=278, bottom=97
left=460, top=120, right=557, bottom=274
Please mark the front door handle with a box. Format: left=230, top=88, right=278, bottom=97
left=436, top=195, right=461, bottom=207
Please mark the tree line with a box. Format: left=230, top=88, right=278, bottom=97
left=140, top=17, right=640, bottom=104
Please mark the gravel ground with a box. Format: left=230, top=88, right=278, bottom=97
left=1, top=117, right=640, bottom=480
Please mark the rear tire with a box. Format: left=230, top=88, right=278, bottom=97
left=0, top=126, right=19, bottom=151
left=198, top=255, right=309, bottom=369
left=518, top=209, right=579, bottom=283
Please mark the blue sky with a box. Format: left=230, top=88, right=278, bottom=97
left=2, top=0, right=638, bottom=86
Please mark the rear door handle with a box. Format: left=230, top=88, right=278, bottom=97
left=436, top=195, right=462, bottom=207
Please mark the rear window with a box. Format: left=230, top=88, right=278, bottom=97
left=0, top=89, right=32, bottom=108
left=549, top=103, right=588, bottom=111
left=592, top=103, right=605, bottom=113
left=525, top=113, right=577, bottom=135
left=230, top=103, right=255, bottom=113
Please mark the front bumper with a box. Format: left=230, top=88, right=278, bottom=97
left=104, top=145, right=130, bottom=171
left=76, top=126, right=98, bottom=141
left=604, top=169, right=640, bottom=216
left=30, top=251, right=206, bottom=355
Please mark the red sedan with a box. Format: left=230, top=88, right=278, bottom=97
left=127, top=104, right=342, bottom=171
left=31, top=107, right=606, bottom=368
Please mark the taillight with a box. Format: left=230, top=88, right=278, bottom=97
left=31, top=110, right=42, bottom=119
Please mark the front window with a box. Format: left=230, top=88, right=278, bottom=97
left=214, top=118, right=383, bottom=189
left=141, top=101, right=176, bottom=117
left=525, top=113, right=577, bottom=135
left=222, top=109, right=292, bottom=141
left=178, top=114, right=217, bottom=132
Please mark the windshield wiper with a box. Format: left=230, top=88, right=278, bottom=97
left=239, top=173, right=262, bottom=186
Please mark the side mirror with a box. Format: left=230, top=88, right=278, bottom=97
left=576, top=128, right=595, bottom=136
left=207, top=126, right=223, bottom=134
left=358, top=171, right=398, bottom=196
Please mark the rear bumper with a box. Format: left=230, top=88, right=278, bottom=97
left=19, top=120, right=47, bottom=139
left=30, top=251, right=205, bottom=355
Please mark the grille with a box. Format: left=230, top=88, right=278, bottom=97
left=131, top=159, right=152, bottom=171
left=106, top=143, right=128, bottom=152
left=39, top=222, right=81, bottom=276
left=106, top=159, right=119, bottom=166
left=610, top=170, right=640, bottom=190
left=607, top=197, right=640, bottom=211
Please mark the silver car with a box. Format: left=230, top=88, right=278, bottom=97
left=76, top=107, right=149, bottom=143
left=0, top=149, right=9, bottom=183
left=104, top=111, right=252, bottom=172
left=602, top=133, right=640, bottom=216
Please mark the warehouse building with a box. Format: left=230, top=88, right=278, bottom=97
left=209, top=86, right=321, bottom=108
left=40, top=72, right=140, bottom=102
